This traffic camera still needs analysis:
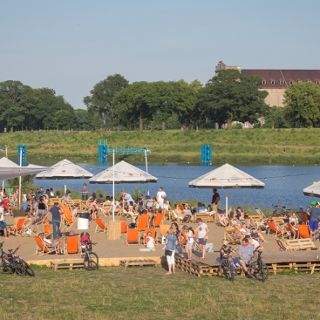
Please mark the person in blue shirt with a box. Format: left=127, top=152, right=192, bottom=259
left=164, top=227, right=177, bottom=275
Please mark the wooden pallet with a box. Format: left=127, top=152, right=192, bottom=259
left=283, top=238, right=317, bottom=251
left=120, top=259, right=156, bottom=268
left=50, top=259, right=84, bottom=271
left=175, top=256, right=219, bottom=277
left=266, top=261, right=320, bottom=274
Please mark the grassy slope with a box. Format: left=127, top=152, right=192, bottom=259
left=0, top=128, right=320, bottom=165
left=0, top=267, right=318, bottom=320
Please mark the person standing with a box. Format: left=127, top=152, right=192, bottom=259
left=81, top=183, right=89, bottom=201
left=309, top=201, right=320, bottom=240
left=211, top=188, right=220, bottom=213
left=49, top=202, right=62, bottom=239
left=156, top=187, right=167, bottom=209
left=164, top=227, right=177, bottom=275
left=195, top=218, right=209, bottom=259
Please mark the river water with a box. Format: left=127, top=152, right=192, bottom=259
left=34, top=164, right=320, bottom=210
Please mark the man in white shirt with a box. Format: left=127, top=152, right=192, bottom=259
left=156, top=187, right=167, bottom=209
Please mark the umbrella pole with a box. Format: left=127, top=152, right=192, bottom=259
left=18, top=148, right=22, bottom=208
left=144, top=148, right=149, bottom=196
left=112, top=150, right=115, bottom=222
left=225, top=195, right=228, bottom=217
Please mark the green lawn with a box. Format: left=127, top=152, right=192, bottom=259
left=0, top=267, right=319, bottom=320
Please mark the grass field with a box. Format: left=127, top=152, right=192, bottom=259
left=1, top=128, right=320, bottom=165
left=0, top=267, right=319, bottom=320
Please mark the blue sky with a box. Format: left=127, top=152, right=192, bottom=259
left=1, top=0, right=319, bottom=108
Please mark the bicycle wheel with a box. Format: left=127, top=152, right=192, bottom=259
left=84, top=252, right=99, bottom=271
left=20, top=260, right=35, bottom=277
left=13, top=262, right=25, bottom=276
left=255, top=260, right=268, bottom=282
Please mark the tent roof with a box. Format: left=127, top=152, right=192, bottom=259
left=303, top=181, right=320, bottom=197
left=36, top=159, right=93, bottom=179
left=89, top=160, right=157, bottom=184
left=189, top=163, right=265, bottom=189
left=0, top=157, right=47, bottom=180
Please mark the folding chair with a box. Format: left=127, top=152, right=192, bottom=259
left=153, top=212, right=164, bottom=228
left=95, top=218, right=107, bottom=233
left=298, top=224, right=311, bottom=238
left=126, top=228, right=139, bottom=245
left=34, top=234, right=61, bottom=255
left=61, top=205, right=75, bottom=232
left=66, top=235, right=80, bottom=254
left=9, top=217, right=27, bottom=236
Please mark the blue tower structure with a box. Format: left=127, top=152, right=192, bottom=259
left=201, top=144, right=212, bottom=166
left=98, top=139, right=108, bottom=165
left=17, top=144, right=28, bottom=166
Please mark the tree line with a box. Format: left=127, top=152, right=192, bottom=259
left=1, top=70, right=320, bottom=131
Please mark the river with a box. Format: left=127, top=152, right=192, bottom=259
left=34, top=163, right=320, bottom=210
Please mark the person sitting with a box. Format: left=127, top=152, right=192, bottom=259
left=146, top=232, right=155, bottom=251
left=0, top=202, right=9, bottom=238
left=237, top=237, right=254, bottom=275
left=218, top=213, right=229, bottom=227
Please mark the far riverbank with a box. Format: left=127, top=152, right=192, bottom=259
left=1, top=128, right=320, bottom=165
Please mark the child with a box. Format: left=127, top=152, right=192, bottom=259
left=186, top=227, right=195, bottom=261
left=146, top=232, right=155, bottom=251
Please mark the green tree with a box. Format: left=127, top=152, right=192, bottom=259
left=84, top=74, right=129, bottom=128
left=197, top=70, right=268, bottom=127
left=264, top=106, right=288, bottom=128
left=284, top=81, right=320, bottom=127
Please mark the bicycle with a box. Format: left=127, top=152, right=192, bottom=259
left=81, top=242, right=99, bottom=271
left=0, top=241, right=35, bottom=276
left=247, top=249, right=267, bottom=282
left=220, top=256, right=237, bottom=281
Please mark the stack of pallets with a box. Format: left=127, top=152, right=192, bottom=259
left=175, top=256, right=219, bottom=277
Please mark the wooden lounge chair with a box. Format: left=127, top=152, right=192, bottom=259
left=136, top=214, right=149, bottom=232
left=61, top=205, right=75, bottom=231
left=153, top=212, right=164, bottom=228
left=121, top=220, right=128, bottom=234
left=34, top=234, right=60, bottom=255
left=267, top=220, right=284, bottom=237
left=298, top=224, right=310, bottom=238
left=66, top=235, right=79, bottom=254
left=43, top=221, right=52, bottom=237
left=9, top=217, right=27, bottom=235
left=126, top=228, right=139, bottom=245
left=95, top=218, right=107, bottom=233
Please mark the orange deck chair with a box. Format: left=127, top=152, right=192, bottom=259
left=298, top=224, right=310, bottom=238
left=136, top=214, right=149, bottom=232
left=121, top=220, right=128, bottom=234
left=153, top=212, right=164, bottom=228
left=267, top=220, right=284, bottom=237
left=9, top=217, right=27, bottom=235
left=61, top=205, right=75, bottom=231
left=66, top=235, right=79, bottom=254
left=34, top=234, right=60, bottom=255
left=43, top=221, right=52, bottom=237
left=126, top=228, right=139, bottom=245
left=95, top=218, right=107, bottom=233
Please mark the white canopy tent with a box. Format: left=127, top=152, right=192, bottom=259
left=89, top=159, right=157, bottom=221
left=189, top=163, right=265, bottom=215
left=303, top=181, right=320, bottom=197
left=36, top=159, right=93, bottom=194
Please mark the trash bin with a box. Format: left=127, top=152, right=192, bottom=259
left=77, top=212, right=89, bottom=230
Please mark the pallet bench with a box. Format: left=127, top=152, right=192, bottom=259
left=120, top=259, right=156, bottom=269
left=50, top=259, right=84, bottom=271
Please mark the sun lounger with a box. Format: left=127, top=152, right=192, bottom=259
left=34, top=234, right=61, bottom=255
left=66, top=235, right=80, bottom=254
left=95, top=218, right=107, bottom=233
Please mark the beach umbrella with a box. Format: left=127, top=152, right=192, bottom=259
left=188, top=163, right=265, bottom=215
left=0, top=157, right=46, bottom=180
left=36, top=159, right=93, bottom=194
left=89, top=159, right=157, bottom=221
left=303, top=181, right=320, bottom=197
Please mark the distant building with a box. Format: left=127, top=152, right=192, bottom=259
left=215, top=61, right=320, bottom=107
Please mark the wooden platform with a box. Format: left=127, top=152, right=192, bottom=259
left=120, top=259, right=157, bottom=268
left=283, top=238, right=317, bottom=251
left=50, top=259, right=84, bottom=271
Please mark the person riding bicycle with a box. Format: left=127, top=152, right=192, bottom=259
left=80, top=232, right=92, bottom=252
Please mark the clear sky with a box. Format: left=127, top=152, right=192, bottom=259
left=1, top=0, right=319, bottom=108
